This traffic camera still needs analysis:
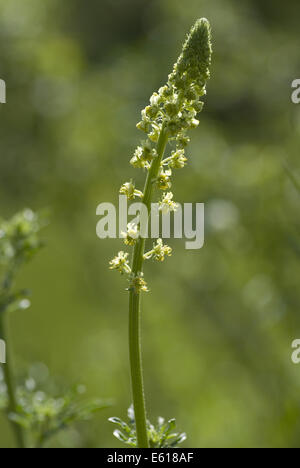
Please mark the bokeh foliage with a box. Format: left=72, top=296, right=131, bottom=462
left=0, top=0, right=300, bottom=447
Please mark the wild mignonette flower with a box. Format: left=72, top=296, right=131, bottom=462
left=144, top=239, right=172, bottom=262
left=108, top=18, right=212, bottom=448
left=157, top=167, right=172, bottom=190
left=109, top=252, right=132, bottom=275
left=163, top=149, right=187, bottom=170
left=159, top=192, right=179, bottom=214
left=170, top=149, right=187, bottom=169
left=176, top=133, right=190, bottom=148
left=130, top=140, right=157, bottom=169
left=121, top=222, right=140, bottom=246
left=129, top=272, right=149, bottom=294
left=120, top=181, right=143, bottom=200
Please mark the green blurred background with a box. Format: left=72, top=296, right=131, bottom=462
left=1, top=0, right=300, bottom=448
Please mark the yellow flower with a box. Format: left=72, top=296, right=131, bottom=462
left=120, top=181, right=143, bottom=200
left=121, top=222, right=140, bottom=246
left=144, top=239, right=172, bottom=262
left=109, top=251, right=131, bottom=275
left=129, top=272, right=149, bottom=293
left=159, top=192, right=178, bottom=214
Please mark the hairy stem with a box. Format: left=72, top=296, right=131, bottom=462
left=129, top=126, right=168, bottom=448
left=0, top=312, right=25, bottom=448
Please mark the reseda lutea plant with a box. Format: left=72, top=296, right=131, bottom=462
left=109, top=19, right=212, bottom=448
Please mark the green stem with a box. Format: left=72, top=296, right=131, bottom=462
left=129, top=125, right=168, bottom=448
left=0, top=311, right=26, bottom=448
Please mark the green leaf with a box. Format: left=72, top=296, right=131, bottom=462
left=109, top=407, right=187, bottom=448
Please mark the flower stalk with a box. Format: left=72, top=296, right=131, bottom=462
left=128, top=125, right=169, bottom=447
left=109, top=18, right=212, bottom=448
left=0, top=311, right=25, bottom=448
left=0, top=209, right=43, bottom=448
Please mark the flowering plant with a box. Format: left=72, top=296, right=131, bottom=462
left=109, top=18, right=212, bottom=447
